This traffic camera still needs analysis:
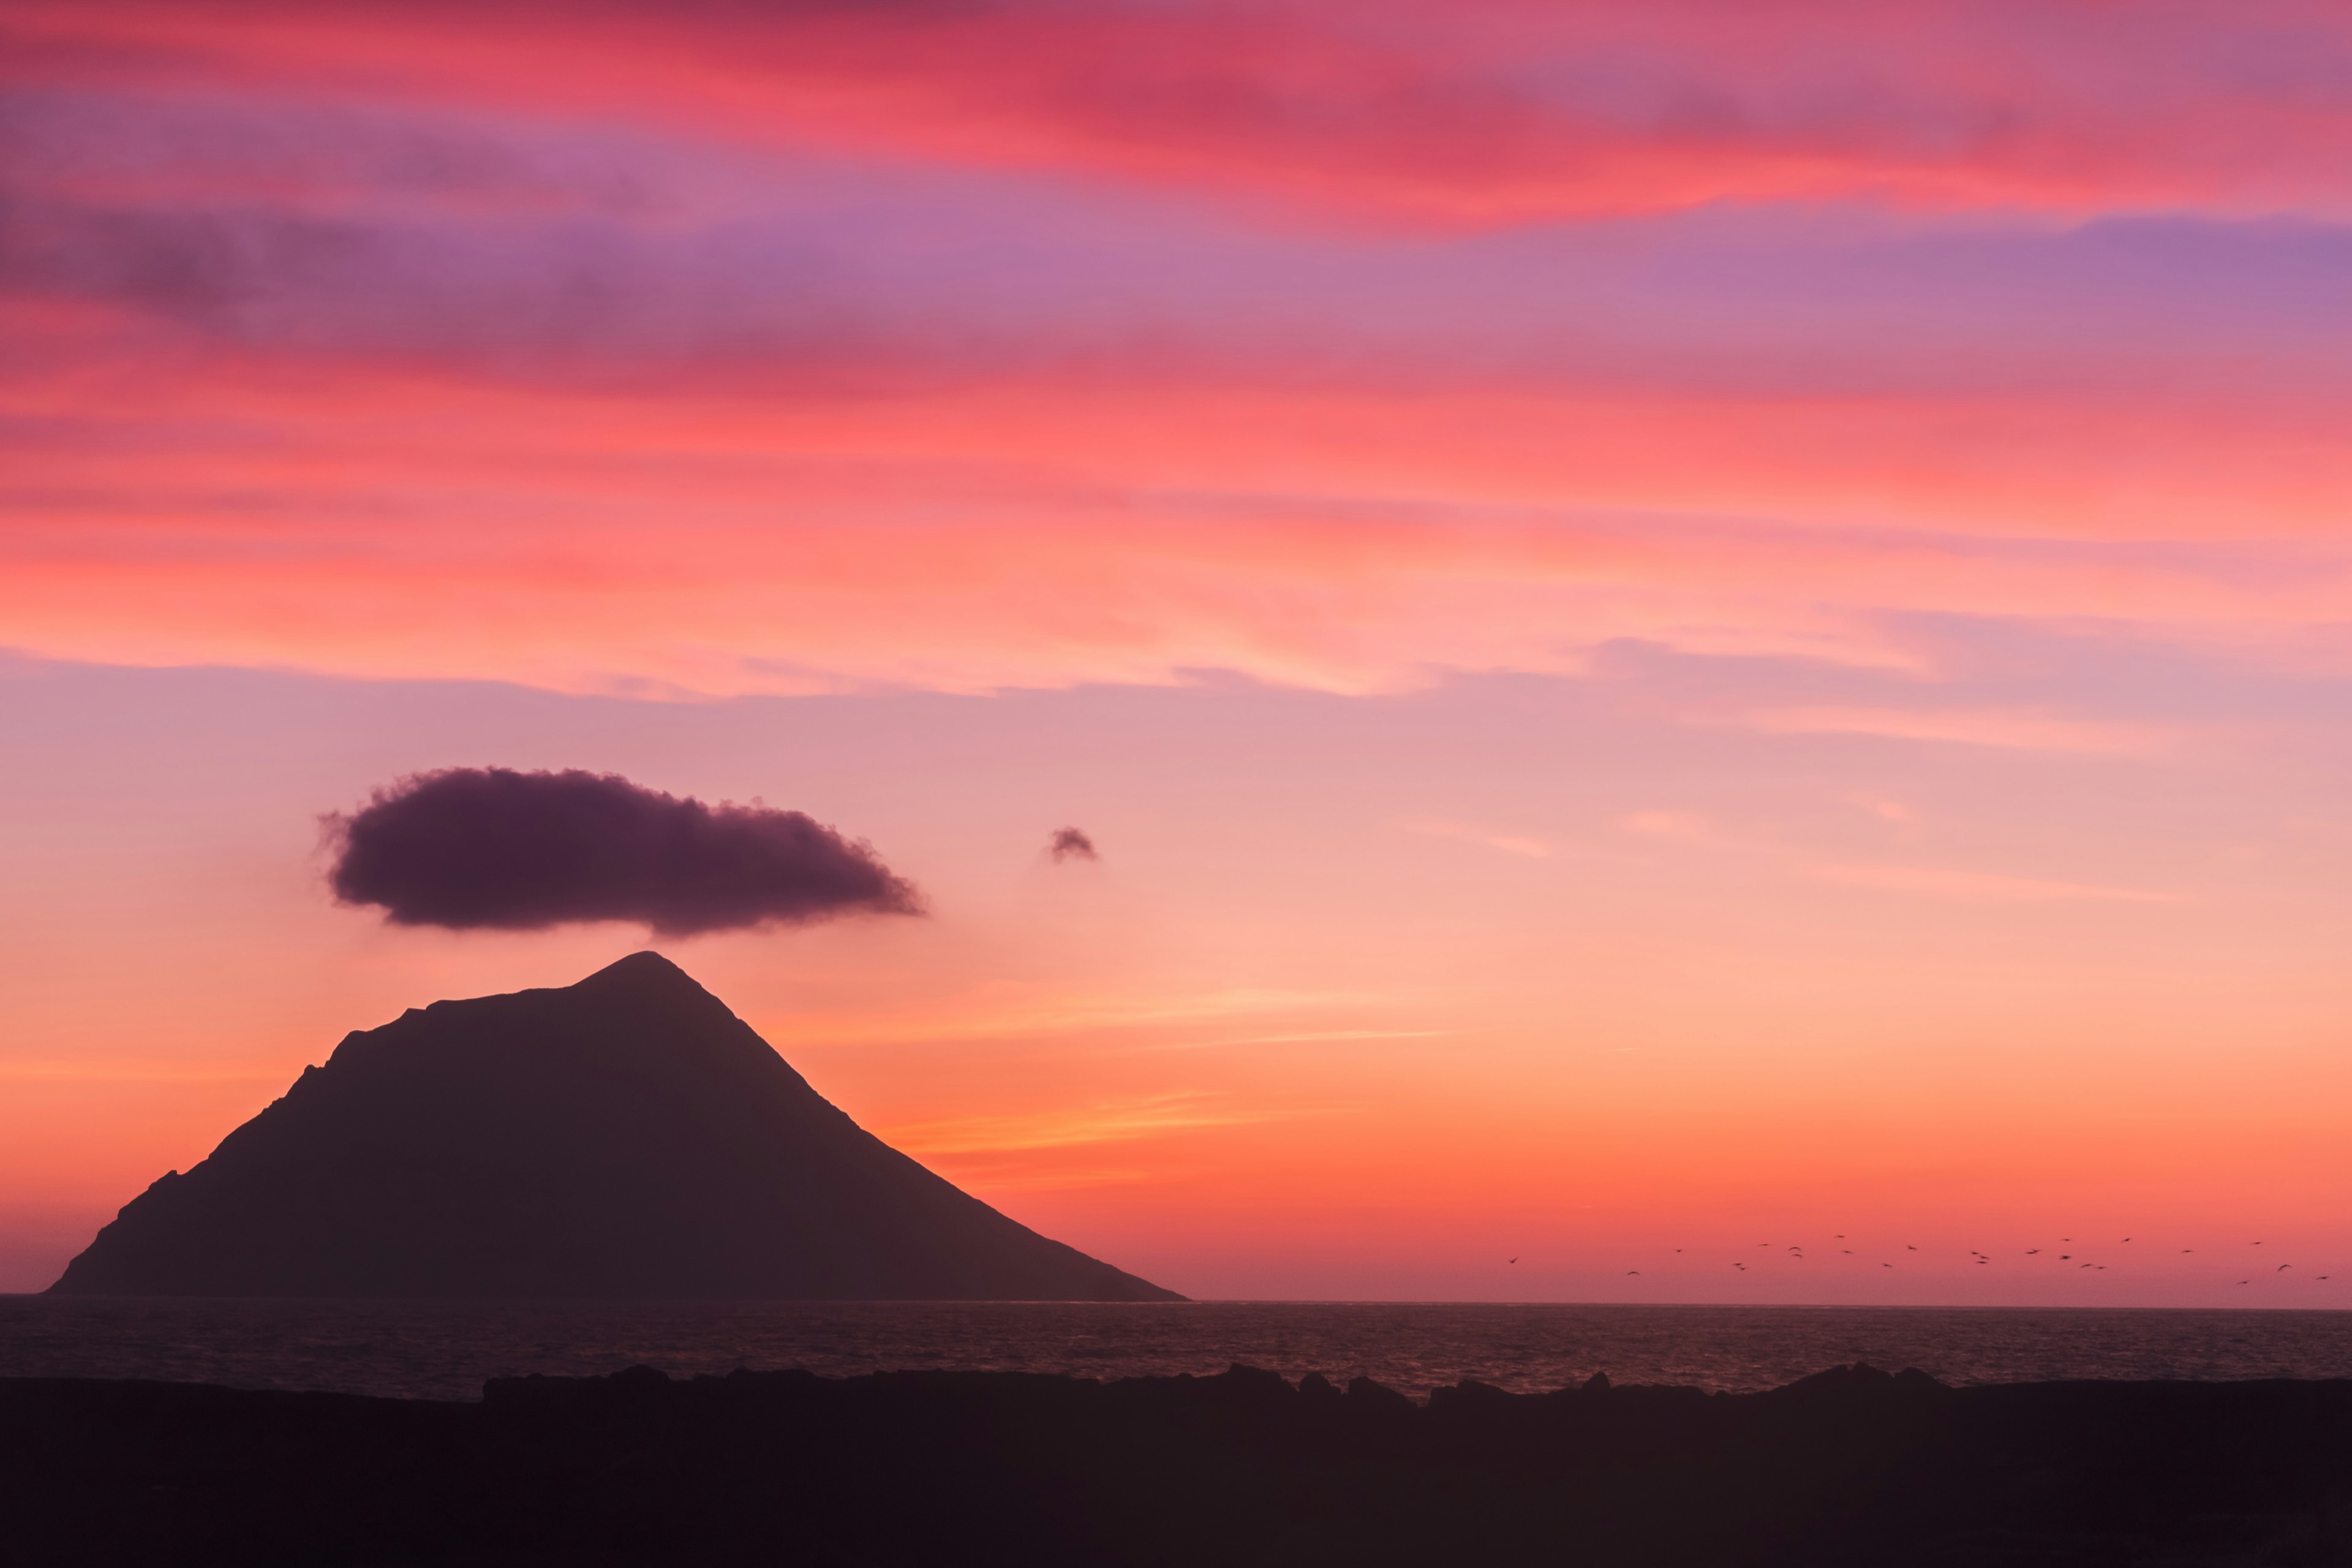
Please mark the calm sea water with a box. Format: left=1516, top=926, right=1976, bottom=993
left=5, top=1298, right=2351, bottom=1402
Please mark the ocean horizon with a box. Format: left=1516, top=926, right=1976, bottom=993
left=6, top=1297, right=2348, bottom=1404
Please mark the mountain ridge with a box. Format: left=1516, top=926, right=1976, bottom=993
left=50, top=953, right=1182, bottom=1302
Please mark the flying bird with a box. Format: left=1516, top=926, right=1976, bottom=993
left=1627, top=1270, right=1640, bottom=1275
left=2280, top=1264, right=2292, bottom=1270
left=1507, top=1257, right=1517, bottom=1264
left=2027, top=1249, right=2040, bottom=1255
left=1906, top=1245, right=1917, bottom=1251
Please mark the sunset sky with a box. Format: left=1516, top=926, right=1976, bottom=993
left=5, top=0, right=2351, bottom=1301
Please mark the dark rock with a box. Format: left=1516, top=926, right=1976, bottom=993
left=1345, top=1376, right=1414, bottom=1412
left=1210, top=1363, right=1296, bottom=1406
left=1428, top=1378, right=1514, bottom=1410
left=1893, top=1366, right=1947, bottom=1396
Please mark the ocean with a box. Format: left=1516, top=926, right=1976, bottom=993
left=4, top=1297, right=2350, bottom=1401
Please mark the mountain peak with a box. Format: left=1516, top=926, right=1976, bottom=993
left=573, top=949, right=702, bottom=995
left=48, top=958, right=1183, bottom=1302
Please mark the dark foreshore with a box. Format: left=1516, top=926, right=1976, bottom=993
left=7, top=1363, right=2351, bottom=1567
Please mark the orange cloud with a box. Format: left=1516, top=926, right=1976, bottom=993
left=878, top=1093, right=1306, bottom=1156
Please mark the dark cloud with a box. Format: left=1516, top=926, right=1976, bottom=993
left=1047, top=826, right=1098, bottom=862
left=325, top=767, right=922, bottom=935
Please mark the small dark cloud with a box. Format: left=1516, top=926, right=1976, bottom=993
left=325, top=767, right=922, bottom=935
left=1047, top=826, right=1099, bottom=862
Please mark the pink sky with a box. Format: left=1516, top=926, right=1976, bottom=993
left=2, top=0, right=2350, bottom=1300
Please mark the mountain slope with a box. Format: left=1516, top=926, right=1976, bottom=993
left=50, top=953, right=1182, bottom=1301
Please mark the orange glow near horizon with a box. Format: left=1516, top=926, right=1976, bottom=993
left=4, top=0, right=2352, bottom=1301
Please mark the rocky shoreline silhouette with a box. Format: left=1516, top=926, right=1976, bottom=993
left=6, top=1362, right=2349, bottom=1565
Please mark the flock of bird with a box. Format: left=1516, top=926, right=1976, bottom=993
left=1504, top=1237, right=2335, bottom=1283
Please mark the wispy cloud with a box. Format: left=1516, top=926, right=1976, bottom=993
left=1618, top=810, right=1723, bottom=845
left=1740, top=706, right=2173, bottom=756
left=909, top=1162, right=1161, bottom=1193
left=1400, top=819, right=1557, bottom=859
left=1807, top=862, right=2182, bottom=904
left=876, top=1093, right=1300, bottom=1155
left=1142, top=1028, right=1453, bottom=1052
left=767, top=986, right=1403, bottom=1049
left=1618, top=809, right=2180, bottom=904
left=0, top=1059, right=283, bottom=1084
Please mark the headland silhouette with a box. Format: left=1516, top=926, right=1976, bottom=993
left=48, top=952, right=1178, bottom=1301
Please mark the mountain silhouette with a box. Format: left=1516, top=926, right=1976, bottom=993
left=48, top=953, right=1182, bottom=1300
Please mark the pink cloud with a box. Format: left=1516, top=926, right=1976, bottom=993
left=1740, top=706, right=2176, bottom=756
left=1807, top=862, right=2180, bottom=904
left=15, top=1, right=2352, bottom=222
left=1619, top=810, right=1719, bottom=845
left=1401, top=820, right=1557, bottom=859
left=1615, top=804, right=2184, bottom=905
left=5, top=0, right=2351, bottom=745
left=7, top=350, right=2350, bottom=699
left=7, top=7, right=2352, bottom=718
